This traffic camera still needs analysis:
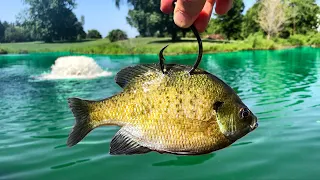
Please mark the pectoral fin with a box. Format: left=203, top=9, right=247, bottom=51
left=110, top=127, right=151, bottom=155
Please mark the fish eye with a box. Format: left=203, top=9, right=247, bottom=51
left=213, top=101, right=224, bottom=112
left=240, top=108, right=250, bottom=119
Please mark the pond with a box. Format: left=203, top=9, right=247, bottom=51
left=0, top=47, right=320, bottom=180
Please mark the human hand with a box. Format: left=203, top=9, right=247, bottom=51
left=160, top=0, right=233, bottom=32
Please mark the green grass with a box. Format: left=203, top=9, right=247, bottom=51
left=0, top=35, right=319, bottom=55
left=0, top=39, right=111, bottom=54
left=0, top=48, right=8, bottom=54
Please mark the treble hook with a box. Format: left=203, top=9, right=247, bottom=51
left=158, top=0, right=203, bottom=75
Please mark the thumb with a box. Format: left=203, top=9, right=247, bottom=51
left=173, top=0, right=207, bottom=28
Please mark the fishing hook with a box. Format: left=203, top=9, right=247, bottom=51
left=158, top=0, right=203, bottom=75
left=159, top=45, right=169, bottom=74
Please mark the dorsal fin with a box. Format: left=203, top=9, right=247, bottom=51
left=115, top=63, right=201, bottom=89
left=115, top=64, right=160, bottom=88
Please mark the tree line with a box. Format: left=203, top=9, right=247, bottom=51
left=0, top=19, right=105, bottom=43
left=117, top=0, right=320, bottom=40
left=0, top=0, right=106, bottom=43
left=1, top=0, right=319, bottom=43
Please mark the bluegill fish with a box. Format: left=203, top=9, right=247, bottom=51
left=67, top=64, right=258, bottom=155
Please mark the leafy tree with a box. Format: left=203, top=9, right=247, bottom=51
left=62, top=12, right=85, bottom=41
left=22, top=0, right=84, bottom=42
left=0, top=21, right=5, bottom=42
left=2, top=21, right=10, bottom=29
left=87, top=29, right=102, bottom=39
left=205, top=18, right=221, bottom=35
left=77, top=31, right=87, bottom=40
left=4, top=24, right=32, bottom=42
left=241, top=2, right=262, bottom=38
left=77, top=15, right=87, bottom=40
left=107, top=29, right=128, bottom=42
left=115, top=0, right=182, bottom=41
left=214, top=0, right=245, bottom=39
left=258, top=0, right=287, bottom=39
left=317, top=13, right=320, bottom=32
left=0, top=21, right=10, bottom=42
left=285, top=0, right=320, bottom=35
left=80, top=15, right=85, bottom=26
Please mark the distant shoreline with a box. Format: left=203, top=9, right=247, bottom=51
left=0, top=37, right=319, bottom=56
left=0, top=46, right=316, bottom=56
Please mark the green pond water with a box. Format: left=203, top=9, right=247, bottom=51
left=0, top=47, right=320, bottom=180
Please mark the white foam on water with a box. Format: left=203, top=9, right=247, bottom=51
left=36, top=56, right=112, bottom=80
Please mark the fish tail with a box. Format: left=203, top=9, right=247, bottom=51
left=67, top=97, right=95, bottom=147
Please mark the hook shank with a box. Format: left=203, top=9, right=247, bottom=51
left=188, top=25, right=203, bottom=74
left=158, top=0, right=203, bottom=75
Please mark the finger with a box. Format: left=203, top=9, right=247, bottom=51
left=174, top=0, right=207, bottom=28
left=194, top=0, right=215, bottom=33
left=160, top=0, right=174, bottom=14
left=215, top=0, right=233, bottom=15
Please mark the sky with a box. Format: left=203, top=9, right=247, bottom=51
left=0, top=0, right=319, bottom=38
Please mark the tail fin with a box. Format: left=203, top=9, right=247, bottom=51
left=67, top=98, right=94, bottom=147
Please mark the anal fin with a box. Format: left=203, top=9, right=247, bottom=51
left=110, top=128, right=151, bottom=155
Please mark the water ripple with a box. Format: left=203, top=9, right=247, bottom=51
left=51, top=159, right=91, bottom=170
left=0, top=48, right=319, bottom=180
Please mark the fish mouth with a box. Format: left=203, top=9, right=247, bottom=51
left=249, top=117, right=258, bottom=131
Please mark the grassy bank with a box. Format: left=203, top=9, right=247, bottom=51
left=1, top=34, right=319, bottom=55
